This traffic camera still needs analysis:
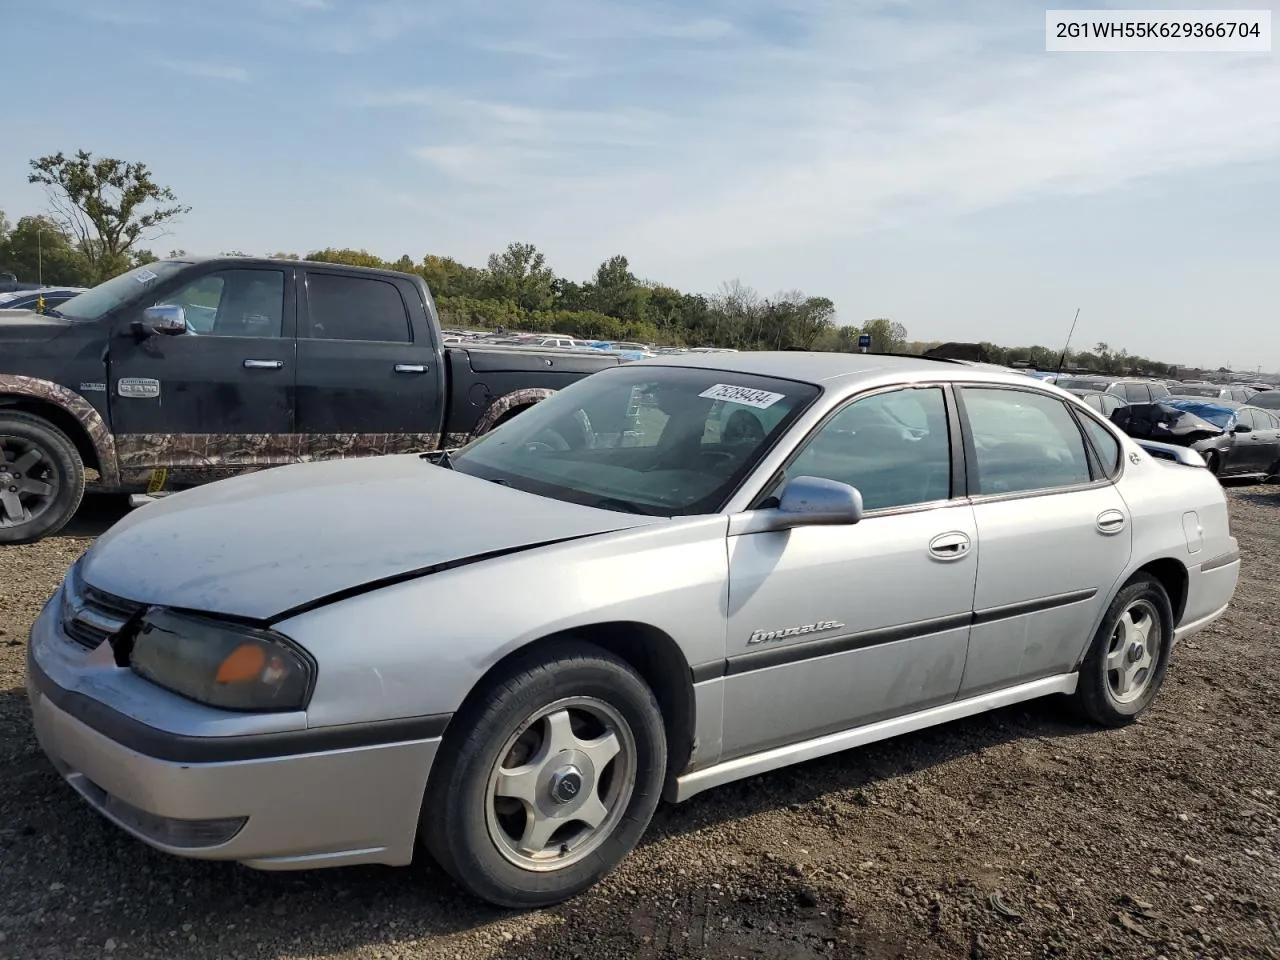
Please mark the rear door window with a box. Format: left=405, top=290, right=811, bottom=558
left=304, top=273, right=411, bottom=343
left=960, top=388, right=1092, bottom=495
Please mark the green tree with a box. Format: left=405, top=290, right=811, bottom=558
left=423, top=255, right=487, bottom=299
left=861, top=317, right=908, bottom=353
left=305, top=248, right=386, bottom=268
left=28, top=150, right=190, bottom=282
left=586, top=255, right=648, bottom=322
left=0, top=215, right=92, bottom=286
left=485, top=242, right=556, bottom=313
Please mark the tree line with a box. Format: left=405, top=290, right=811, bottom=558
left=0, top=148, right=1191, bottom=375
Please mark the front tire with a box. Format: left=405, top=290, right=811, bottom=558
left=421, top=641, right=666, bottom=908
left=0, top=412, right=86, bottom=545
left=1072, top=574, right=1174, bottom=726
left=1203, top=450, right=1221, bottom=476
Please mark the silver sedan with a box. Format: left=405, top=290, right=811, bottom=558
left=27, top=352, right=1240, bottom=907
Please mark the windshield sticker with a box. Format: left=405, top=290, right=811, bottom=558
left=135, top=268, right=159, bottom=284
left=698, top=383, right=786, bottom=409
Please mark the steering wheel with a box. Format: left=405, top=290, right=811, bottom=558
left=524, top=429, right=570, bottom=453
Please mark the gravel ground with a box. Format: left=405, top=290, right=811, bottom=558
left=1, top=487, right=1278, bottom=960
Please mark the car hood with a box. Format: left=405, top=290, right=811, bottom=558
left=0, top=309, right=72, bottom=342
left=80, top=455, right=663, bottom=620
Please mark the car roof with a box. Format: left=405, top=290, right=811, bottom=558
left=628, top=350, right=1002, bottom=385
left=1168, top=397, right=1243, bottom=410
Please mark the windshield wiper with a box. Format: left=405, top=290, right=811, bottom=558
left=419, top=449, right=454, bottom=469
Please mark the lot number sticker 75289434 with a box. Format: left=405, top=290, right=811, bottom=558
left=698, top=383, right=786, bottom=409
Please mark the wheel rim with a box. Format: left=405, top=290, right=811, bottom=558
left=484, top=696, right=637, bottom=872
left=1105, top=598, right=1162, bottom=705
left=0, top=436, right=60, bottom=530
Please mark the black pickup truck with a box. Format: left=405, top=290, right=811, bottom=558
left=0, top=256, right=622, bottom=543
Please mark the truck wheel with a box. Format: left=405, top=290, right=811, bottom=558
left=421, top=641, right=666, bottom=908
left=0, top=412, right=86, bottom=545
left=1071, top=574, right=1174, bottom=727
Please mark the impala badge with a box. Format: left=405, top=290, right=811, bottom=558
left=747, top=620, right=845, bottom=646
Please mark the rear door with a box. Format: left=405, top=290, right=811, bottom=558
left=294, top=269, right=445, bottom=451
left=955, top=386, right=1133, bottom=696
left=108, top=264, right=296, bottom=482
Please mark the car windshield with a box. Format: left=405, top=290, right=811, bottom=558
left=1174, top=385, right=1221, bottom=397
left=450, top=365, right=820, bottom=516
left=1165, top=399, right=1236, bottom=429
left=54, top=261, right=189, bottom=321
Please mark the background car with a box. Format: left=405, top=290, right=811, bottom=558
left=0, top=286, right=88, bottom=312
left=1242, top=390, right=1280, bottom=411
left=1155, top=399, right=1280, bottom=478
left=1059, top=387, right=1128, bottom=417
left=1172, top=384, right=1258, bottom=402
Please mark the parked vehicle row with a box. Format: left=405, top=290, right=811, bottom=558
left=26, top=350, right=1241, bottom=908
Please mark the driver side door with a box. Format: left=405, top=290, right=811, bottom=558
left=108, top=265, right=297, bottom=485
left=720, top=385, right=977, bottom=760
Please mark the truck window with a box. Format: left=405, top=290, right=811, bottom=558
left=305, top=274, right=411, bottom=343
left=154, top=269, right=285, bottom=338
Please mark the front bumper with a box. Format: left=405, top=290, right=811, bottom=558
left=26, top=598, right=443, bottom=870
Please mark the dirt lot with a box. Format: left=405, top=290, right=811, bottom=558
left=1, top=487, right=1278, bottom=960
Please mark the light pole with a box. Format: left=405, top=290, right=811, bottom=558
left=37, top=227, right=43, bottom=285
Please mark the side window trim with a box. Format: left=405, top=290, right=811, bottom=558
left=748, top=381, right=965, bottom=515
left=953, top=383, right=1112, bottom=503
left=1068, top=404, right=1125, bottom=481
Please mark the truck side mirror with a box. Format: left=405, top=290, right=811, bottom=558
left=134, top=304, right=188, bottom=338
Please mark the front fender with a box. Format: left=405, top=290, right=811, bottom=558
left=273, top=514, right=730, bottom=729
left=0, top=374, right=119, bottom=486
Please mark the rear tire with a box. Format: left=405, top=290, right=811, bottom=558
left=421, top=641, right=666, bottom=908
left=0, top=412, right=85, bottom=545
left=1072, top=574, right=1174, bottom=727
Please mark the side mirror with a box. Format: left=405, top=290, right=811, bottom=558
left=134, top=304, right=187, bottom=338
left=758, top=476, right=864, bottom=531
left=1233, top=423, right=1252, bottom=434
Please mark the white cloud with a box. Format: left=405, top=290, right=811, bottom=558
left=157, top=59, right=251, bottom=83
left=348, top=1, right=1280, bottom=271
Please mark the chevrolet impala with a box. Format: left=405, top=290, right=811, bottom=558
left=26, top=352, right=1240, bottom=907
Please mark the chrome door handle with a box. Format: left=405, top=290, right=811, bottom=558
left=243, top=359, right=284, bottom=370
left=394, top=363, right=427, bottom=374
left=1096, top=509, right=1127, bottom=534
left=928, top=531, right=971, bottom=561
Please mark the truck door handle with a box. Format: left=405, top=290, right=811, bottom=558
left=243, top=359, right=284, bottom=370
left=1096, top=509, right=1127, bottom=535
left=394, top=364, right=427, bottom=374
left=928, top=531, right=971, bottom=561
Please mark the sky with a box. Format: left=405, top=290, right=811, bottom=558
left=3, top=0, right=1278, bottom=371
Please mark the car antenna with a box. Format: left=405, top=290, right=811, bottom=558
left=1055, top=307, right=1081, bottom=375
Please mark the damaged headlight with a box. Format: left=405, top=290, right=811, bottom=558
left=129, top=608, right=315, bottom=712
